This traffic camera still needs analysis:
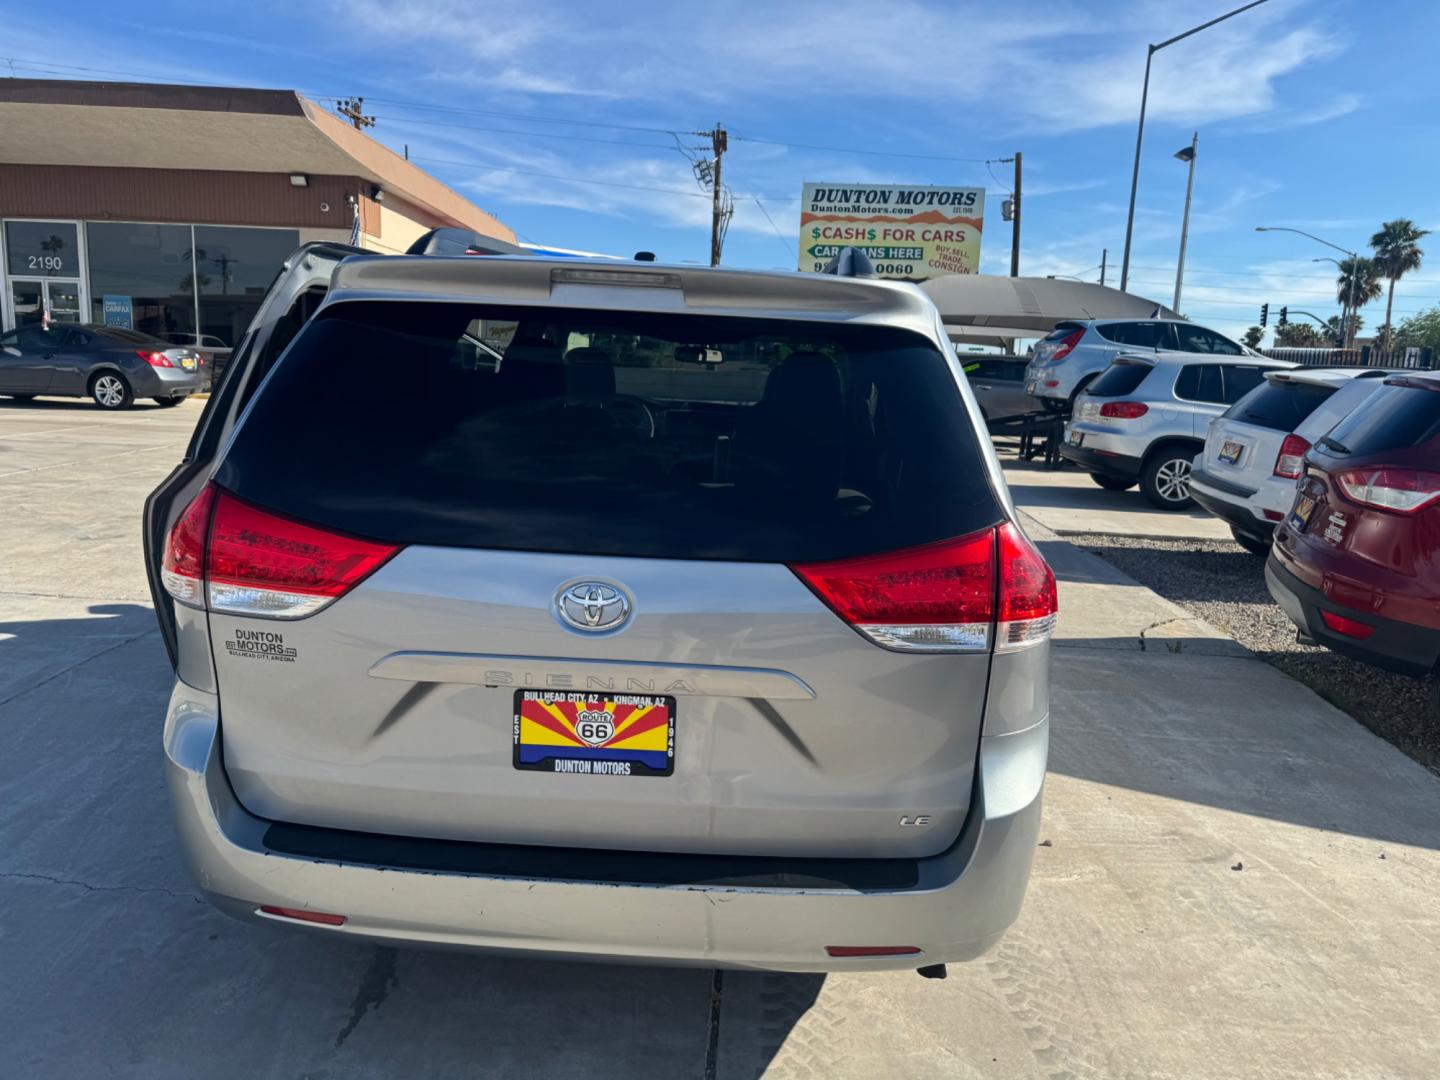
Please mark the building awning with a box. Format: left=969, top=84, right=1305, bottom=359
left=920, top=275, right=1180, bottom=336
left=0, top=79, right=513, bottom=243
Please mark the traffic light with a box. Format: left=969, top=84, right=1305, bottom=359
left=1278, top=306, right=1288, bottom=327
left=1259, top=303, right=1269, bottom=327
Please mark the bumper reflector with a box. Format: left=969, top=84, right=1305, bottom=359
left=258, top=905, right=347, bottom=926
left=1319, top=610, right=1377, bottom=640
left=825, top=945, right=923, bottom=958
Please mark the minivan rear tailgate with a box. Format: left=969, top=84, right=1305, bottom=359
left=212, top=547, right=990, bottom=860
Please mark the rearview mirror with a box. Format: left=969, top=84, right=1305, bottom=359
left=674, top=345, right=724, bottom=367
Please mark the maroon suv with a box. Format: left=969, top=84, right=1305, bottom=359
left=1267, top=372, right=1440, bottom=706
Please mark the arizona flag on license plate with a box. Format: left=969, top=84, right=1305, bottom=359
left=513, top=691, right=675, bottom=776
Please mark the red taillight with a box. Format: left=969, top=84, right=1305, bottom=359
left=159, top=484, right=400, bottom=618
left=160, top=486, right=216, bottom=607
left=1273, top=434, right=1310, bottom=480
left=1320, top=610, right=1376, bottom=640
left=825, top=945, right=923, bottom=958
left=1099, top=401, right=1148, bottom=419
left=997, top=523, right=1058, bottom=650
left=1050, top=328, right=1084, bottom=362
left=258, top=905, right=347, bottom=926
left=1043, top=379, right=1060, bottom=388
left=1263, top=509, right=1284, bottom=522
left=1334, top=468, right=1440, bottom=515
left=790, top=524, right=1056, bottom=653
left=138, top=349, right=173, bottom=368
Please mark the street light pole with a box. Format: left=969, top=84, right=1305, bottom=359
left=1119, top=0, right=1270, bottom=292
left=1255, top=225, right=1359, bottom=347
left=1173, top=133, right=1197, bottom=313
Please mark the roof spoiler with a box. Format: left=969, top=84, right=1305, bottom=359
left=405, top=227, right=529, bottom=257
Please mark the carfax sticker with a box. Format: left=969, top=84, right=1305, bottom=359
left=225, top=628, right=298, bottom=662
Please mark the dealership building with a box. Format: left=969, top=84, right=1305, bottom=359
left=0, top=79, right=515, bottom=345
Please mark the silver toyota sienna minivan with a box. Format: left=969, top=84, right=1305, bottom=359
left=145, top=245, right=1054, bottom=973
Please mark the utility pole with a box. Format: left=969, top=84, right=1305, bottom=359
left=336, top=97, right=375, bottom=131
left=1010, top=152, right=1022, bottom=277
left=1100, top=248, right=1108, bottom=286
left=706, top=125, right=729, bottom=266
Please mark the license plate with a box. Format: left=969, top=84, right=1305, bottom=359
left=1069, top=429, right=1084, bottom=447
left=513, top=690, right=675, bottom=777
left=1289, top=493, right=1317, bottom=532
left=1218, top=439, right=1245, bottom=465
left=181, top=357, right=196, bottom=371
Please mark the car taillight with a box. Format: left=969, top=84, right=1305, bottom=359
left=159, top=484, right=400, bottom=618
left=790, top=523, right=1056, bottom=653
left=1050, top=329, right=1084, bottom=362
left=1273, top=434, right=1310, bottom=479
left=1099, top=401, right=1148, bottom=419
left=1333, top=468, right=1440, bottom=514
left=160, top=485, right=216, bottom=606
left=137, top=350, right=174, bottom=368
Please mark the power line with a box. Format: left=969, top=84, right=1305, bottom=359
left=344, top=95, right=685, bottom=137
left=363, top=113, right=679, bottom=151
left=753, top=197, right=796, bottom=262
left=409, top=154, right=717, bottom=200
left=729, top=132, right=989, bottom=163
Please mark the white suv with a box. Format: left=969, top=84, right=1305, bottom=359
left=1189, top=368, right=1396, bottom=553
left=1025, top=318, right=1257, bottom=411
left=1061, top=354, right=1295, bottom=509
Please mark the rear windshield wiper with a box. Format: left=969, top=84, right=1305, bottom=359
left=1318, top=435, right=1351, bottom=454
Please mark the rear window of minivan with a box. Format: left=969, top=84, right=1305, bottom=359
left=1226, top=378, right=1337, bottom=431
left=216, top=301, right=1003, bottom=562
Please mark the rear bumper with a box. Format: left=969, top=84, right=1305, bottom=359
left=134, top=365, right=205, bottom=396
left=1265, top=555, right=1440, bottom=678
left=1058, top=441, right=1144, bottom=481
left=1189, top=470, right=1272, bottom=542
left=164, top=681, right=1048, bottom=972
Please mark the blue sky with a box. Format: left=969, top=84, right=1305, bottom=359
left=6, top=0, right=1440, bottom=340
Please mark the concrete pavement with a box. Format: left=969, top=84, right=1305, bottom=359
left=2, top=398, right=1438, bottom=1078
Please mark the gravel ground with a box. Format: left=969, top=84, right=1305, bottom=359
left=1069, top=532, right=1440, bottom=774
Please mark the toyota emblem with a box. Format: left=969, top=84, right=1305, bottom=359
left=555, top=581, right=631, bottom=633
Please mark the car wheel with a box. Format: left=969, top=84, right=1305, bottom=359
left=1230, top=526, right=1271, bottom=557
left=1140, top=448, right=1196, bottom=510
left=90, top=372, right=133, bottom=410
left=153, top=396, right=187, bottom=408
left=2, top=393, right=36, bottom=402
left=1090, top=473, right=1136, bottom=491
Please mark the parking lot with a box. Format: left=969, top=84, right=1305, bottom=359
left=4, top=399, right=1440, bottom=1079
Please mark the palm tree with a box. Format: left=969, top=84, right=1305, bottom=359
left=1370, top=219, right=1430, bottom=346
left=1335, top=255, right=1381, bottom=347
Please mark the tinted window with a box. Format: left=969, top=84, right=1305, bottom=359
left=1174, top=325, right=1243, bottom=355
left=1226, top=379, right=1337, bottom=431
left=9, top=326, right=64, bottom=353
left=1098, top=322, right=1172, bottom=348
left=1088, top=362, right=1153, bottom=397
left=1175, top=364, right=1224, bottom=403
left=217, top=302, right=1002, bottom=563
left=96, top=328, right=167, bottom=345
left=63, top=330, right=93, bottom=348
left=1323, top=381, right=1440, bottom=455
left=1041, top=322, right=1084, bottom=342
left=1221, top=365, right=1268, bottom=403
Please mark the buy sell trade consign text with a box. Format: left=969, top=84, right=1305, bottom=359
left=799, top=182, right=985, bottom=281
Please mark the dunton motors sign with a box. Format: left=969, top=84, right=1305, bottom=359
left=799, top=182, right=984, bottom=280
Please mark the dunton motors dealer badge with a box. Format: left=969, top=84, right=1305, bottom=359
left=225, top=628, right=298, bottom=662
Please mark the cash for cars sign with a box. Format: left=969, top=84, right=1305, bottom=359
left=799, top=182, right=984, bottom=280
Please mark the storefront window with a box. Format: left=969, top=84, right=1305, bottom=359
left=6, top=221, right=80, bottom=278
left=85, top=222, right=196, bottom=337
left=194, top=226, right=298, bottom=349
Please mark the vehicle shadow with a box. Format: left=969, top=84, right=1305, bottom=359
left=0, top=396, right=182, bottom=412
left=0, top=601, right=824, bottom=1078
